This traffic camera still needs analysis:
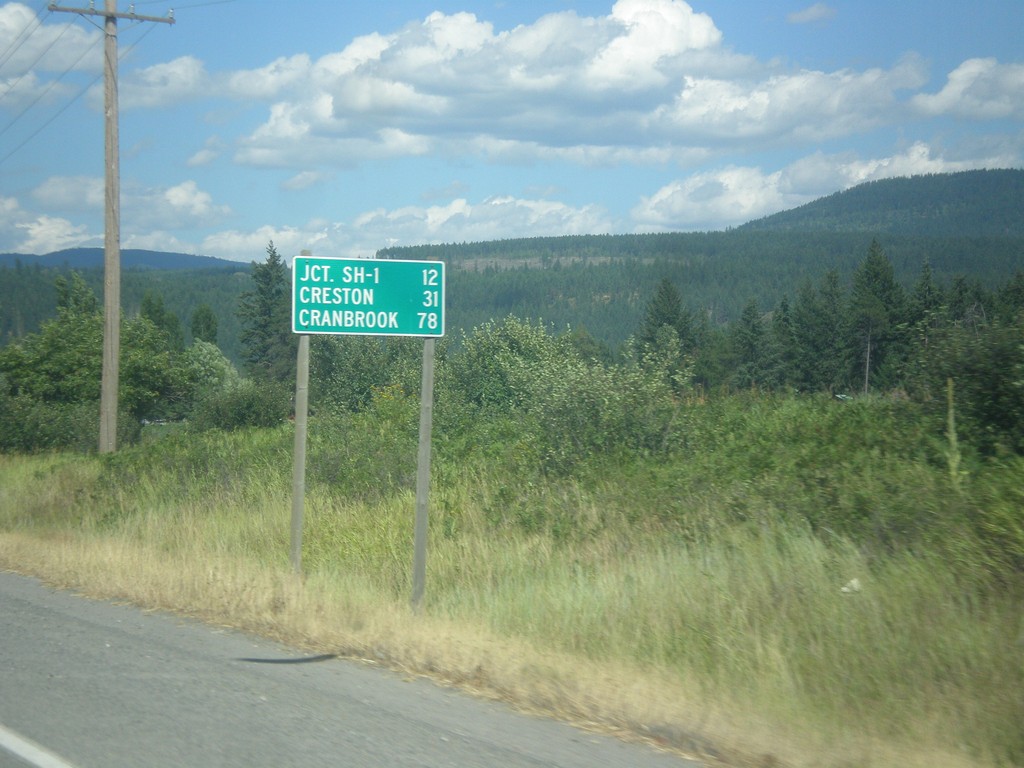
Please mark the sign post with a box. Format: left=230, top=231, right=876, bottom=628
left=291, top=256, right=445, bottom=609
left=290, top=334, right=309, bottom=575
left=410, top=337, right=435, bottom=611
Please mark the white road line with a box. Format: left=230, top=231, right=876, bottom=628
left=0, top=723, right=77, bottom=768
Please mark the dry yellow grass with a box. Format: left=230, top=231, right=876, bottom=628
left=0, top=525, right=987, bottom=768
left=1, top=450, right=1011, bottom=768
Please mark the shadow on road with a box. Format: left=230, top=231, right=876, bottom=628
left=237, top=654, right=338, bottom=665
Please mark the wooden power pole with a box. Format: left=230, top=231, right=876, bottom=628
left=48, top=2, right=174, bottom=452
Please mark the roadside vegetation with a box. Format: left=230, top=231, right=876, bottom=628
left=1, top=240, right=1023, bottom=767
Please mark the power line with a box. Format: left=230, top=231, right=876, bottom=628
left=0, top=19, right=156, bottom=167
left=0, top=21, right=77, bottom=109
left=0, top=29, right=98, bottom=142
left=136, top=0, right=233, bottom=7
left=0, top=71, right=98, bottom=167
left=0, top=1, right=50, bottom=75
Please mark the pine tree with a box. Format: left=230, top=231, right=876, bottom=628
left=847, top=239, right=906, bottom=393
left=237, top=241, right=297, bottom=384
left=729, top=298, right=767, bottom=389
left=638, top=278, right=682, bottom=349
left=908, top=259, right=945, bottom=349
left=948, top=275, right=990, bottom=331
left=995, top=271, right=1024, bottom=324
left=638, top=278, right=695, bottom=352
left=140, top=290, right=184, bottom=351
left=767, top=295, right=796, bottom=388
left=792, top=270, right=847, bottom=392
left=190, top=304, right=218, bottom=345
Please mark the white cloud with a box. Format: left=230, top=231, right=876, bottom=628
left=226, top=54, right=310, bottom=99
left=0, top=193, right=95, bottom=253
left=387, top=11, right=494, bottom=75
left=214, top=2, right=943, bottom=174
left=121, top=56, right=211, bottom=109
left=121, top=230, right=196, bottom=254
left=353, top=196, right=612, bottom=245
left=0, top=195, right=28, bottom=248
left=652, top=56, right=927, bottom=144
left=787, top=3, right=837, bottom=24
left=194, top=195, right=614, bottom=262
left=332, top=75, right=446, bottom=115
left=161, top=180, right=231, bottom=222
left=282, top=170, right=332, bottom=191
left=912, top=59, right=1024, bottom=119
left=200, top=225, right=314, bottom=262
left=314, top=33, right=392, bottom=80
left=834, top=142, right=980, bottom=185
left=0, top=71, right=55, bottom=110
left=28, top=175, right=230, bottom=231
left=223, top=4, right=762, bottom=169
left=632, top=166, right=798, bottom=231
left=187, top=147, right=220, bottom=167
left=587, top=0, right=722, bottom=89
left=16, top=214, right=94, bottom=253
left=32, top=176, right=104, bottom=211
left=0, top=3, right=98, bottom=77
left=630, top=142, right=1007, bottom=232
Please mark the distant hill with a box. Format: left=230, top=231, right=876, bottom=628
left=0, top=248, right=243, bottom=271
left=740, top=169, right=1024, bottom=236
left=3, top=170, right=1023, bottom=357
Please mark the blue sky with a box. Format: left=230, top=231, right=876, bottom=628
left=1, top=0, right=1022, bottom=262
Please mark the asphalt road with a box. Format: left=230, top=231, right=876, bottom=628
left=0, top=571, right=702, bottom=768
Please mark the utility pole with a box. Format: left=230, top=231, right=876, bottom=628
left=48, top=2, right=174, bottom=452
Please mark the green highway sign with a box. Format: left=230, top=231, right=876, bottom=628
left=292, top=256, right=445, bottom=337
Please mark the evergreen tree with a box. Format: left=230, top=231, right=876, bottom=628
left=638, top=278, right=683, bottom=350
left=190, top=303, right=218, bottom=345
left=948, top=275, right=990, bottom=331
left=791, top=270, right=847, bottom=392
left=637, top=278, right=697, bottom=388
left=729, top=298, right=767, bottom=389
left=908, top=259, right=945, bottom=349
left=817, top=270, right=849, bottom=390
left=140, top=290, right=184, bottom=351
left=638, top=277, right=697, bottom=354
left=847, top=240, right=906, bottom=393
left=995, top=271, right=1024, bottom=324
left=767, top=295, right=796, bottom=388
left=237, top=241, right=296, bottom=384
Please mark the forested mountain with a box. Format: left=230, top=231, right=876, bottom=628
left=740, top=169, right=1024, bottom=236
left=1, top=170, right=1022, bottom=359
left=386, top=230, right=1021, bottom=347
left=0, top=248, right=239, bottom=271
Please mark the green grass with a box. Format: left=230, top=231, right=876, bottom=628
left=2, top=394, right=1021, bottom=767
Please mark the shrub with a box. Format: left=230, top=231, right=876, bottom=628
left=969, top=457, right=1024, bottom=576
left=189, top=378, right=290, bottom=431
left=0, top=389, right=138, bottom=452
left=310, top=335, right=425, bottom=415
left=444, top=316, right=573, bottom=411
left=526, top=356, right=682, bottom=472
left=908, top=318, right=1024, bottom=456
